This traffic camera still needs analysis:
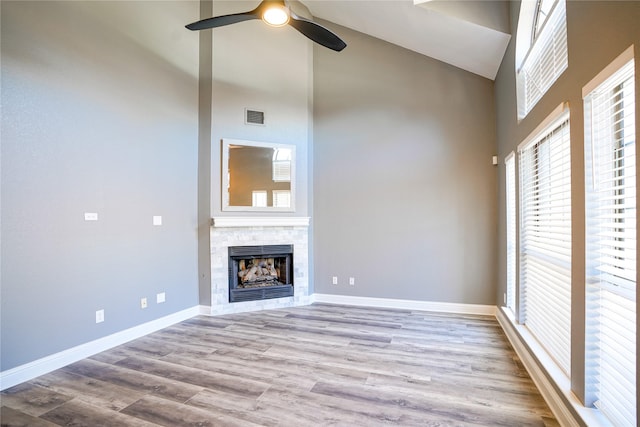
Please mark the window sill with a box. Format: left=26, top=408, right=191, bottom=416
left=497, top=307, right=613, bottom=427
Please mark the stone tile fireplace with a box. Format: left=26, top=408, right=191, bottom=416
left=209, top=217, right=310, bottom=315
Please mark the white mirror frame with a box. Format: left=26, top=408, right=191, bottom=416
left=221, top=138, right=296, bottom=212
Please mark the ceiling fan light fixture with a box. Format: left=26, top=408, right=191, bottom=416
left=262, top=5, right=290, bottom=27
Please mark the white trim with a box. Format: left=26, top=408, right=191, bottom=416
left=0, top=306, right=200, bottom=391
left=312, top=294, right=496, bottom=316
left=211, top=216, right=310, bottom=228
left=582, top=45, right=635, bottom=98
left=518, top=102, right=570, bottom=151
left=198, top=305, right=212, bottom=315
left=496, top=308, right=611, bottom=427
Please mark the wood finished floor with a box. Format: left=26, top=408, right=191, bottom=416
left=1, top=304, right=559, bottom=427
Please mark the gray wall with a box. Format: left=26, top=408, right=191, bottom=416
left=1, top=1, right=200, bottom=371
left=210, top=1, right=312, bottom=218
left=313, top=22, right=498, bottom=304
left=494, top=0, right=640, bottom=407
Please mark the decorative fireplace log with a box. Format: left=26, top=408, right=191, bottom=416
left=238, top=258, right=280, bottom=286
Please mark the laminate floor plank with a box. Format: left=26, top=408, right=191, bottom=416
left=40, top=400, right=159, bottom=427
left=61, top=359, right=203, bottom=403
left=114, top=356, right=270, bottom=398
left=121, top=395, right=263, bottom=427
left=0, top=406, right=59, bottom=427
left=1, top=303, right=558, bottom=426
left=0, top=383, right=72, bottom=417
left=30, top=370, right=145, bottom=412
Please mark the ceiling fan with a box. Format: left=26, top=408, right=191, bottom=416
left=185, top=0, right=347, bottom=52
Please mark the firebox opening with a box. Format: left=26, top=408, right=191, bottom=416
left=237, top=257, right=287, bottom=288
left=228, top=245, right=294, bottom=302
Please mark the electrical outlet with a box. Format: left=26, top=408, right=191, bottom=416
left=157, top=292, right=166, bottom=304
left=84, top=212, right=98, bottom=221
left=96, top=309, right=105, bottom=323
left=332, top=276, right=338, bottom=285
left=140, top=297, right=148, bottom=309
left=349, top=277, right=355, bottom=286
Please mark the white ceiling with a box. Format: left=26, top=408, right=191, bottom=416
left=300, top=0, right=511, bottom=80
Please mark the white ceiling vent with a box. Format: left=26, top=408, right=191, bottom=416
left=245, top=109, right=265, bottom=126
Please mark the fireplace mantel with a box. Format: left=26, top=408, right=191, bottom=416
left=211, top=217, right=310, bottom=228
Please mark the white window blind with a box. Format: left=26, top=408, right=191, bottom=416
left=518, top=0, right=568, bottom=117
left=272, top=160, right=291, bottom=182
left=584, top=58, right=636, bottom=427
left=252, top=191, right=267, bottom=208
left=272, top=148, right=292, bottom=182
left=505, top=153, right=517, bottom=313
left=519, top=110, right=572, bottom=374
left=272, top=190, right=291, bottom=208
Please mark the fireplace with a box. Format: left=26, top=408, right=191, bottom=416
left=228, top=244, right=294, bottom=302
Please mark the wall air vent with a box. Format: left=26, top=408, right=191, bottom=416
left=245, top=109, right=265, bottom=126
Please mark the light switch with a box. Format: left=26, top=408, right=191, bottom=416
left=153, top=216, right=162, bottom=226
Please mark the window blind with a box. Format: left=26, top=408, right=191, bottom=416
left=505, top=153, right=517, bottom=313
left=272, top=160, right=291, bottom=182
left=584, top=58, right=636, bottom=427
left=519, top=111, right=572, bottom=375
left=252, top=191, right=267, bottom=208
left=519, top=0, right=568, bottom=116
left=272, top=190, right=291, bottom=208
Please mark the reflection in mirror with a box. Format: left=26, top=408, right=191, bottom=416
left=222, top=138, right=295, bottom=212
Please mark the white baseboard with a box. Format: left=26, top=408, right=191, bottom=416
left=311, top=293, right=496, bottom=316
left=198, top=305, right=212, bottom=315
left=0, top=306, right=200, bottom=391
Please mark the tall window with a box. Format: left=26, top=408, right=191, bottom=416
left=584, top=53, right=636, bottom=427
left=519, top=108, right=572, bottom=374
left=516, top=0, right=568, bottom=118
left=505, top=153, right=517, bottom=313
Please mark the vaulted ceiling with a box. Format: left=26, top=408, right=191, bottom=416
left=300, top=0, right=512, bottom=80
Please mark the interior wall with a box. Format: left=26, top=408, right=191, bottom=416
left=494, top=0, right=640, bottom=406
left=210, top=1, right=312, bottom=218
left=0, top=1, right=200, bottom=371
left=313, top=22, right=498, bottom=304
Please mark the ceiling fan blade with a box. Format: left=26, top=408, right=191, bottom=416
left=186, top=11, right=259, bottom=31
left=288, top=13, right=347, bottom=52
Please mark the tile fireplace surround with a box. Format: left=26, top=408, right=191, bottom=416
left=208, top=217, right=311, bottom=315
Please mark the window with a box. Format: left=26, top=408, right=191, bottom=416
left=272, top=148, right=292, bottom=182
left=531, top=0, right=556, bottom=42
left=505, top=152, right=517, bottom=313
left=519, top=106, right=571, bottom=374
left=584, top=52, right=636, bottom=427
left=516, top=0, right=568, bottom=118
left=252, top=191, right=267, bottom=208
left=272, top=190, right=291, bottom=208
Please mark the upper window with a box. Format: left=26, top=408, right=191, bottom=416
left=531, top=0, right=555, bottom=42
left=516, top=0, right=568, bottom=118
left=272, top=148, right=292, bottom=182
left=584, top=49, right=636, bottom=427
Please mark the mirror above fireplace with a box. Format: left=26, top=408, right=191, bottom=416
left=221, top=138, right=296, bottom=212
